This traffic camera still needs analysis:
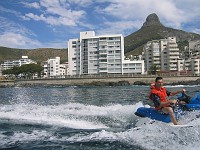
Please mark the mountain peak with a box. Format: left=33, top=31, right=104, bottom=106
left=142, top=13, right=163, bottom=28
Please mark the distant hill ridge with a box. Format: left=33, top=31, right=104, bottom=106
left=124, top=13, right=200, bottom=56
left=0, top=46, right=68, bottom=63
left=1, top=13, right=200, bottom=63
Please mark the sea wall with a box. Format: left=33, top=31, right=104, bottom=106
left=0, top=80, right=15, bottom=87
left=11, top=76, right=200, bottom=87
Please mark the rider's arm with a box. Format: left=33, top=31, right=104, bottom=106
left=169, top=89, right=186, bottom=96
left=151, top=93, right=177, bottom=107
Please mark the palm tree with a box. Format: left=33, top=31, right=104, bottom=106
left=149, top=64, right=160, bottom=75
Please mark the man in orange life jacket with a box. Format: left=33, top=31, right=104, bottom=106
left=149, top=77, right=186, bottom=125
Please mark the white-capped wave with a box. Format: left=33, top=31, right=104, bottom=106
left=0, top=102, right=142, bottom=130
left=1, top=101, right=200, bottom=150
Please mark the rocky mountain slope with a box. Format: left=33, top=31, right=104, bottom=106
left=124, top=13, right=200, bottom=56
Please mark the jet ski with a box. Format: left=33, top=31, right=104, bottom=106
left=135, top=93, right=200, bottom=123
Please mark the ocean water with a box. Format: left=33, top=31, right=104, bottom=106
left=0, top=85, right=200, bottom=150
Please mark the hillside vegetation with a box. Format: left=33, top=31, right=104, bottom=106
left=0, top=47, right=68, bottom=63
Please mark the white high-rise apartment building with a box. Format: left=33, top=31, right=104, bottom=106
left=68, top=31, right=124, bottom=75
left=68, top=31, right=144, bottom=75
left=166, top=37, right=180, bottom=70
left=143, top=37, right=181, bottom=72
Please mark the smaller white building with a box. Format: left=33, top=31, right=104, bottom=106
left=191, top=57, right=200, bottom=75
left=60, top=62, right=69, bottom=76
left=47, top=57, right=60, bottom=77
left=59, top=64, right=67, bottom=77
left=42, top=57, right=68, bottom=78
left=41, top=61, right=48, bottom=78
left=0, top=65, right=2, bottom=76
left=1, top=56, right=37, bottom=70
left=122, top=59, right=144, bottom=74
left=188, top=41, right=200, bottom=75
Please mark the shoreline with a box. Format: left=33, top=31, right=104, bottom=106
left=1, top=76, right=200, bottom=87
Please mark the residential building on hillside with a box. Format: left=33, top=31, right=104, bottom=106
left=182, top=45, right=191, bottom=59
left=165, top=37, right=180, bottom=70
left=191, top=57, right=200, bottom=75
left=189, top=40, right=200, bottom=57
left=68, top=31, right=144, bottom=75
left=143, top=37, right=182, bottom=72
left=0, top=65, right=2, bottom=76
left=1, top=56, right=37, bottom=70
left=178, top=41, right=200, bottom=76
left=143, top=37, right=200, bottom=75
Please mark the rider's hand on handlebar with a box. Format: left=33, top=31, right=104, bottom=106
left=182, top=89, right=186, bottom=93
left=169, top=99, right=177, bottom=104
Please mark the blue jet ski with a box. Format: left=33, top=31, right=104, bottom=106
left=135, top=93, right=200, bottom=123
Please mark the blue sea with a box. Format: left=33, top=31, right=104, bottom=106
left=0, top=85, right=200, bottom=150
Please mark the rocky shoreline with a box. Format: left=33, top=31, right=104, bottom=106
left=0, top=77, right=200, bottom=87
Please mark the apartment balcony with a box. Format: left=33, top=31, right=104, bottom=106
left=153, top=62, right=161, bottom=65
left=99, top=57, right=107, bottom=61
left=99, top=69, right=108, bottom=73
left=88, top=58, right=98, bottom=61
left=88, top=41, right=98, bottom=44
left=168, top=56, right=179, bottom=60
left=169, top=52, right=179, bottom=56
left=99, top=61, right=107, bottom=64
left=99, top=38, right=107, bottom=41
left=168, top=60, right=178, bottom=63
left=99, top=65, right=107, bottom=70
left=169, top=64, right=177, bottom=68
left=194, top=67, right=199, bottom=71
left=152, top=57, right=160, bottom=61
left=168, top=43, right=178, bottom=46
left=107, top=56, right=116, bottom=59
left=169, top=49, right=179, bottom=52
left=99, top=50, right=107, bottom=54
left=169, top=68, right=177, bottom=71
left=99, top=53, right=107, bottom=56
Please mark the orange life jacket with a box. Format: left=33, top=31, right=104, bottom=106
left=149, top=84, right=170, bottom=110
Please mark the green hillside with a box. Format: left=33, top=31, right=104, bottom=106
left=25, top=48, right=68, bottom=63
left=124, top=25, right=164, bottom=56
left=0, top=46, right=68, bottom=64
left=0, top=47, right=25, bottom=62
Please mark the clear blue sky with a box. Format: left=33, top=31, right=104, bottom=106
left=0, top=0, right=200, bottom=49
